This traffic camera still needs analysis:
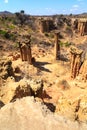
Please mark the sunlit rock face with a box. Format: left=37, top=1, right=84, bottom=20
left=0, top=97, right=87, bottom=130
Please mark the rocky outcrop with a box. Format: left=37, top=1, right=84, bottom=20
left=78, top=21, right=87, bottom=36
left=11, top=79, right=31, bottom=101
left=0, top=97, right=87, bottom=130
left=0, top=78, right=43, bottom=103
left=70, top=47, right=83, bottom=79
left=78, top=96, right=87, bottom=122
left=56, top=97, right=80, bottom=121
left=74, top=19, right=87, bottom=36
left=40, top=19, right=55, bottom=33
left=0, top=58, right=14, bottom=79
left=28, top=79, right=43, bottom=98
left=56, top=95, right=87, bottom=123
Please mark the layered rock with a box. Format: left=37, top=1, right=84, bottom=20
left=78, top=21, right=87, bottom=36
left=70, top=47, right=83, bottom=79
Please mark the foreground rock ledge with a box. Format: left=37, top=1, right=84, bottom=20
left=0, top=97, right=87, bottom=130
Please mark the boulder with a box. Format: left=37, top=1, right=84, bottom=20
left=0, top=97, right=87, bottom=130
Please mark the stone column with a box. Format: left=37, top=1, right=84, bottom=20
left=70, top=52, right=76, bottom=78
left=26, top=38, right=32, bottom=64
left=18, top=42, right=24, bottom=61
left=22, top=44, right=27, bottom=61
left=70, top=47, right=83, bottom=79
left=40, top=20, right=46, bottom=33
left=54, top=32, right=60, bottom=60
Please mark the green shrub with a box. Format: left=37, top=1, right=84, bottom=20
left=59, top=41, right=71, bottom=47
left=9, top=25, right=15, bottom=29
left=44, top=32, right=54, bottom=38
left=0, top=30, right=16, bottom=41
left=44, top=32, right=49, bottom=37
left=0, top=30, right=7, bottom=36
left=14, top=42, right=19, bottom=48
left=49, top=33, right=54, bottom=38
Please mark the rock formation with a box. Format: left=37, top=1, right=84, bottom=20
left=26, top=37, right=32, bottom=64
left=0, top=77, right=44, bottom=103
left=40, top=19, right=55, bottom=33
left=56, top=95, right=87, bottom=123
left=0, top=97, right=87, bottom=130
left=54, top=32, right=60, bottom=60
left=28, top=79, right=43, bottom=98
left=70, top=47, right=83, bottom=79
left=18, top=35, right=33, bottom=64
left=78, top=21, right=87, bottom=36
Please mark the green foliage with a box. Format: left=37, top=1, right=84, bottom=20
left=59, top=41, right=71, bottom=47
left=14, top=42, right=19, bottom=48
left=66, top=25, right=72, bottom=31
left=0, top=30, right=7, bottom=36
left=44, top=32, right=49, bottom=37
left=9, top=24, right=15, bottom=29
left=0, top=30, right=16, bottom=41
left=44, top=32, right=54, bottom=38
left=49, top=33, right=54, bottom=38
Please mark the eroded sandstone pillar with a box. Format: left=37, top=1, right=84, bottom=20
left=22, top=44, right=27, bottom=61
left=26, top=38, right=32, bottom=64
left=18, top=42, right=23, bottom=61
left=54, top=32, right=60, bottom=60
left=70, top=47, right=83, bottom=79
left=78, top=21, right=87, bottom=36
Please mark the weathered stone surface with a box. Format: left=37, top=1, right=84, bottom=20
left=78, top=96, right=87, bottom=122
left=0, top=77, right=44, bottom=103
left=56, top=97, right=79, bottom=121
left=0, top=58, right=14, bottom=79
left=0, top=97, right=87, bottom=130
left=11, top=79, right=31, bottom=101
left=56, top=95, right=87, bottom=123
left=40, top=19, right=55, bottom=33
left=28, top=79, right=43, bottom=97
left=70, top=47, right=83, bottom=79
left=78, top=21, right=87, bottom=36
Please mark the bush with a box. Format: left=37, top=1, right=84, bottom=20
left=59, top=41, right=71, bottom=47
left=0, top=30, right=16, bottom=41
left=44, top=32, right=49, bottom=37
left=14, top=42, right=19, bottom=48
